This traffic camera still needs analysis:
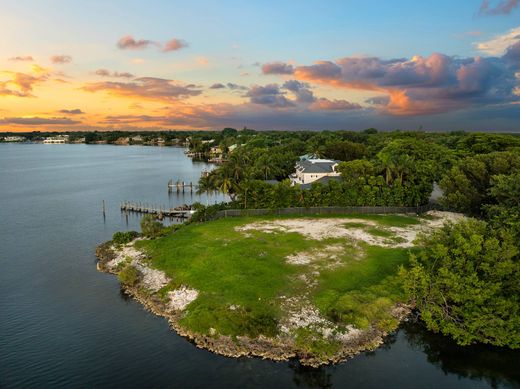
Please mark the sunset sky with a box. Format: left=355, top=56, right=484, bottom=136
left=1, top=0, right=519, bottom=132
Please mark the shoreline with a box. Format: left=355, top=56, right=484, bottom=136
left=95, top=239, right=411, bottom=367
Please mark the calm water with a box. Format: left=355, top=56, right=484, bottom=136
left=0, top=144, right=518, bottom=389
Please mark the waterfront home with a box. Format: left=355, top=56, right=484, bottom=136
left=2, top=136, right=26, bottom=142
left=43, top=135, right=68, bottom=144
left=210, top=146, right=223, bottom=155
left=290, top=158, right=341, bottom=185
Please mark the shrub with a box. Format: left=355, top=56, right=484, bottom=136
left=112, top=230, right=139, bottom=245
left=118, top=264, right=140, bottom=286
left=140, top=215, right=164, bottom=238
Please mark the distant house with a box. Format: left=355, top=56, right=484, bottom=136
left=130, top=135, right=143, bottom=143
left=228, top=144, right=238, bottom=153
left=290, top=158, right=341, bottom=186
left=43, top=135, right=68, bottom=144
left=115, top=137, right=130, bottom=145
left=210, top=146, right=223, bottom=155
left=3, top=136, right=26, bottom=142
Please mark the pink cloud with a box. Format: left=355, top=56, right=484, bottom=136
left=117, top=35, right=155, bottom=50
left=82, top=77, right=201, bottom=102
left=310, top=98, right=362, bottom=111
left=50, top=55, right=72, bottom=64
left=162, top=38, right=188, bottom=52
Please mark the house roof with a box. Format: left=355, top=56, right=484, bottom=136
left=299, top=175, right=343, bottom=190
left=296, top=159, right=339, bottom=174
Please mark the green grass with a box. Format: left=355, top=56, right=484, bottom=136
left=135, top=214, right=417, bottom=348
left=313, top=245, right=413, bottom=330
left=365, top=227, right=394, bottom=238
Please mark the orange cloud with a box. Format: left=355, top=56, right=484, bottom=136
left=82, top=77, right=202, bottom=102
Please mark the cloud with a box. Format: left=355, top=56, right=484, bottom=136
left=50, top=55, right=72, bottom=64
left=117, top=35, right=188, bottom=52
left=0, top=70, right=50, bottom=97
left=261, top=62, right=294, bottom=75
left=82, top=77, right=202, bottom=102
left=9, top=56, right=34, bottom=62
left=365, top=95, right=391, bottom=105
left=0, top=116, right=80, bottom=125
left=268, top=50, right=519, bottom=116
left=209, top=83, right=226, bottom=89
left=504, top=41, right=520, bottom=67
left=117, top=35, right=155, bottom=50
left=282, top=80, right=315, bottom=103
left=94, top=69, right=134, bottom=78
left=310, top=98, right=362, bottom=111
left=226, top=82, right=248, bottom=90
left=478, top=0, right=519, bottom=16
left=476, top=26, right=520, bottom=55
left=163, top=38, right=188, bottom=52
left=245, top=84, right=295, bottom=108
left=59, top=109, right=84, bottom=115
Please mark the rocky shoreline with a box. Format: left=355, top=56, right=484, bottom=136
left=96, top=240, right=411, bottom=367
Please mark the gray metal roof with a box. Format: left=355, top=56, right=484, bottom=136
left=296, top=159, right=339, bottom=174
left=299, top=175, right=343, bottom=190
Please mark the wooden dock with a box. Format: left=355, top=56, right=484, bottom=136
left=120, top=201, right=195, bottom=219
left=168, top=179, right=199, bottom=193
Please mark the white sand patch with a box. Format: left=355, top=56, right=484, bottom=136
left=236, top=211, right=465, bottom=248
left=107, top=243, right=144, bottom=270
left=167, top=286, right=199, bottom=311
left=108, top=240, right=171, bottom=292
left=132, top=261, right=170, bottom=292
left=286, top=244, right=345, bottom=269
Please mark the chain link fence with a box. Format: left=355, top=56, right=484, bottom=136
left=212, top=203, right=442, bottom=220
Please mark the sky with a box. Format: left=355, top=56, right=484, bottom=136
left=0, top=0, right=519, bottom=132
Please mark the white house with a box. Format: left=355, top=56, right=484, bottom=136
left=3, top=136, right=26, bottom=142
left=43, top=135, right=68, bottom=144
left=290, top=158, right=341, bottom=186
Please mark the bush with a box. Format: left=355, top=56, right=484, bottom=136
left=401, top=219, right=520, bottom=348
left=118, top=264, right=140, bottom=286
left=190, top=202, right=235, bottom=223
left=140, top=215, right=164, bottom=238
left=112, top=230, right=139, bottom=245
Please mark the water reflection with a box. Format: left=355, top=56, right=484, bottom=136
left=403, top=322, right=520, bottom=388
left=290, top=362, right=333, bottom=389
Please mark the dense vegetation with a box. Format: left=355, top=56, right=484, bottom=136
left=403, top=220, right=519, bottom=348
left=193, top=130, right=519, bottom=209
left=400, top=139, right=520, bottom=348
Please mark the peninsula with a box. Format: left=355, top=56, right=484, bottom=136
left=97, top=210, right=462, bottom=366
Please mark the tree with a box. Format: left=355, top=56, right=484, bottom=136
left=440, top=151, right=520, bottom=215
left=140, top=215, right=164, bottom=238
left=402, top=219, right=520, bottom=348
left=323, top=140, right=367, bottom=161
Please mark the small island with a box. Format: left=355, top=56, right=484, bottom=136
left=97, top=211, right=462, bottom=366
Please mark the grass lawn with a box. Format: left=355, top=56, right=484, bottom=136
left=135, top=214, right=418, bottom=355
